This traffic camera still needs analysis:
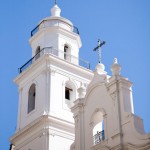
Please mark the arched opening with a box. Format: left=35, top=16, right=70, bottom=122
left=28, top=84, right=36, bottom=113
left=35, top=46, right=41, bottom=60
left=64, top=45, right=71, bottom=61
left=64, top=81, right=76, bottom=108
left=92, top=110, right=105, bottom=145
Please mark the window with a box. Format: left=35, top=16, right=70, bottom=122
left=35, top=46, right=40, bottom=60
left=91, top=110, right=105, bottom=145
left=64, top=45, right=71, bottom=61
left=65, top=87, right=72, bottom=100
left=64, top=45, right=68, bottom=60
left=93, top=121, right=105, bottom=144
left=64, top=81, right=76, bottom=109
left=28, top=84, right=36, bottom=113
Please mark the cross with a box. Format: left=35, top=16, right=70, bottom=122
left=93, top=39, right=106, bottom=64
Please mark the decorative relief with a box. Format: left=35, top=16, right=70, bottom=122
left=74, top=114, right=79, bottom=129
left=46, top=64, right=51, bottom=72
left=39, top=131, right=46, bottom=137
left=49, top=133, right=55, bottom=137
left=110, top=92, right=116, bottom=101
left=49, top=68, right=56, bottom=76
left=110, top=92, right=117, bottom=106
left=46, top=64, right=56, bottom=76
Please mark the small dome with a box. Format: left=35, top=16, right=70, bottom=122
left=95, top=63, right=105, bottom=74
left=51, top=4, right=61, bottom=17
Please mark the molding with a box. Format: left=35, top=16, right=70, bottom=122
left=50, top=68, right=56, bottom=75
left=14, top=54, right=93, bottom=86
left=10, top=114, right=75, bottom=143
left=111, top=132, right=122, bottom=140
left=48, top=128, right=74, bottom=140
left=110, top=142, right=150, bottom=150
left=124, top=142, right=150, bottom=150
left=91, top=140, right=110, bottom=150
left=13, top=129, right=48, bottom=150
left=110, top=92, right=117, bottom=101
left=10, top=115, right=46, bottom=142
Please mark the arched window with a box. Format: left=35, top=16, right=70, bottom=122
left=64, top=45, right=71, bottom=61
left=92, top=110, right=105, bottom=145
left=28, top=84, right=36, bottom=113
left=35, top=46, right=40, bottom=60
left=64, top=81, right=76, bottom=108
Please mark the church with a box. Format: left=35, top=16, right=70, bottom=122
left=9, top=3, right=150, bottom=150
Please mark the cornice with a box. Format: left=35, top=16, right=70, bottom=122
left=10, top=115, right=46, bottom=142
left=10, top=114, right=75, bottom=143
left=14, top=53, right=93, bottom=86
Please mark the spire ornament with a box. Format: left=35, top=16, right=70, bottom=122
left=51, top=1, right=61, bottom=16
left=111, top=58, right=121, bottom=76
left=54, top=0, right=57, bottom=5
left=93, top=39, right=106, bottom=64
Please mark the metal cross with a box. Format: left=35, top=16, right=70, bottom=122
left=93, top=39, right=106, bottom=64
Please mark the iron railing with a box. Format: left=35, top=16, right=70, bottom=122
left=93, top=130, right=105, bottom=145
left=19, top=47, right=90, bottom=73
left=31, top=19, right=79, bottom=37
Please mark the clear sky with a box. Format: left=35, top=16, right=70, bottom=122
left=1, top=0, right=150, bottom=149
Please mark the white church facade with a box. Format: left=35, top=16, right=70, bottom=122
left=10, top=3, right=150, bottom=150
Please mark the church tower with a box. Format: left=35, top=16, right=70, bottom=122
left=10, top=3, right=93, bottom=150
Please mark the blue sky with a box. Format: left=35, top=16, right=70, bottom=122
left=0, top=0, right=150, bottom=149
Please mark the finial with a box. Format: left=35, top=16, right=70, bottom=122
left=114, top=58, right=118, bottom=64
left=77, top=83, right=86, bottom=99
left=54, top=0, right=57, bottom=5
left=51, top=2, right=61, bottom=17
left=93, top=39, right=106, bottom=64
left=111, top=58, right=121, bottom=76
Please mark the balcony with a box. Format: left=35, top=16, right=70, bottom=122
left=31, top=19, right=79, bottom=37
left=93, top=130, right=105, bottom=145
left=18, top=47, right=90, bottom=73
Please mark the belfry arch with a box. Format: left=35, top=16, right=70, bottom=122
left=90, top=108, right=106, bottom=145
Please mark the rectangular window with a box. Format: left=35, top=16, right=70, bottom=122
left=64, top=45, right=68, bottom=60
left=65, top=87, right=72, bottom=100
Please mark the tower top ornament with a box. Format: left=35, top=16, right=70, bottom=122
left=93, top=39, right=106, bottom=64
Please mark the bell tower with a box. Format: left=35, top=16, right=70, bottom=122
left=10, top=3, right=93, bottom=150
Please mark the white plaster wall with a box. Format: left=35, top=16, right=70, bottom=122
left=58, top=34, right=79, bottom=53
left=18, top=135, right=45, bottom=150
left=30, top=28, right=80, bottom=59
left=121, top=87, right=134, bottom=113
left=17, top=69, right=46, bottom=129
left=84, top=85, right=117, bottom=149
left=16, top=54, right=92, bottom=131
left=49, top=70, right=81, bottom=123
left=49, top=134, right=73, bottom=150
left=30, top=31, right=58, bottom=56
left=30, top=32, right=45, bottom=57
